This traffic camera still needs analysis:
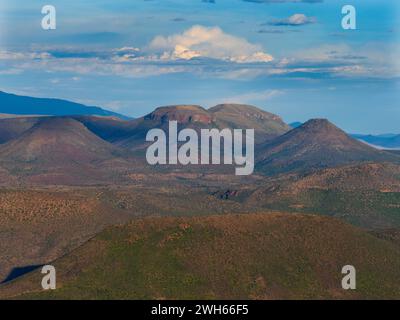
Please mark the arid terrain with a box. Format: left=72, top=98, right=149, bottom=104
left=0, top=99, right=399, bottom=299
left=2, top=213, right=400, bottom=300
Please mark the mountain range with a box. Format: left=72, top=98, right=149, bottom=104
left=0, top=91, right=130, bottom=120
left=0, top=93, right=399, bottom=185
left=1, top=91, right=400, bottom=299
left=351, top=133, right=400, bottom=150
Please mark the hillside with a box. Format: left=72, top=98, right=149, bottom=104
left=256, top=119, right=399, bottom=175
left=0, top=117, right=135, bottom=185
left=1, top=213, right=400, bottom=299
left=0, top=91, right=129, bottom=119
left=209, top=104, right=290, bottom=143
left=0, top=117, right=39, bottom=144
left=71, top=115, right=137, bottom=143
left=244, top=162, right=400, bottom=229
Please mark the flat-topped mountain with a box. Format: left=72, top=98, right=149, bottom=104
left=116, top=103, right=290, bottom=150
left=256, top=119, right=400, bottom=174
left=144, top=105, right=213, bottom=124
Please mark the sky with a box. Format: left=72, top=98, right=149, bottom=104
left=0, top=0, right=399, bottom=133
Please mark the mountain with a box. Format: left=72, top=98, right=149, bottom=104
left=0, top=117, right=134, bottom=185
left=70, top=115, right=136, bottom=142
left=256, top=119, right=400, bottom=175
left=114, top=105, right=211, bottom=151
left=0, top=91, right=130, bottom=120
left=0, top=117, right=39, bottom=144
left=209, top=104, right=291, bottom=143
left=2, top=213, right=400, bottom=299
left=115, top=104, right=290, bottom=150
left=289, top=121, right=303, bottom=128
left=0, top=115, right=136, bottom=145
left=352, top=133, right=400, bottom=150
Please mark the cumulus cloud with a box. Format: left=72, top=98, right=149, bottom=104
left=268, top=14, right=316, bottom=26
left=149, top=25, right=273, bottom=63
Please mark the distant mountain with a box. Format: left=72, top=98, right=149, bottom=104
left=2, top=213, right=400, bottom=299
left=0, top=115, right=136, bottom=145
left=0, top=117, right=136, bottom=185
left=289, top=121, right=303, bottom=128
left=0, top=91, right=130, bottom=120
left=70, top=115, right=136, bottom=142
left=256, top=119, right=400, bottom=175
left=352, top=133, right=400, bottom=150
left=114, top=105, right=210, bottom=151
left=116, top=104, right=290, bottom=150
left=209, top=104, right=291, bottom=143
left=1, top=104, right=398, bottom=183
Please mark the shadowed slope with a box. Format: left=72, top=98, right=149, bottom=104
left=0, top=117, right=39, bottom=144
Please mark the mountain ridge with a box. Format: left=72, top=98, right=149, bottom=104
left=0, top=91, right=131, bottom=120
left=256, top=118, right=400, bottom=175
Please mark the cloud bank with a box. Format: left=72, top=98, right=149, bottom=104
left=149, top=25, right=274, bottom=63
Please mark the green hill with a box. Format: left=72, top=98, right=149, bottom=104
left=2, top=213, right=400, bottom=300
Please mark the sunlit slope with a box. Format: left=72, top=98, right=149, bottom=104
left=2, top=213, right=400, bottom=300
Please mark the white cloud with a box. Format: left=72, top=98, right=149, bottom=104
left=0, top=51, right=51, bottom=60
left=286, top=14, right=316, bottom=25
left=268, top=14, right=316, bottom=26
left=0, top=40, right=397, bottom=81
left=218, top=89, right=284, bottom=104
left=149, top=25, right=273, bottom=63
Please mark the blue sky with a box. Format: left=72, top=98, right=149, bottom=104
left=0, top=0, right=398, bottom=133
